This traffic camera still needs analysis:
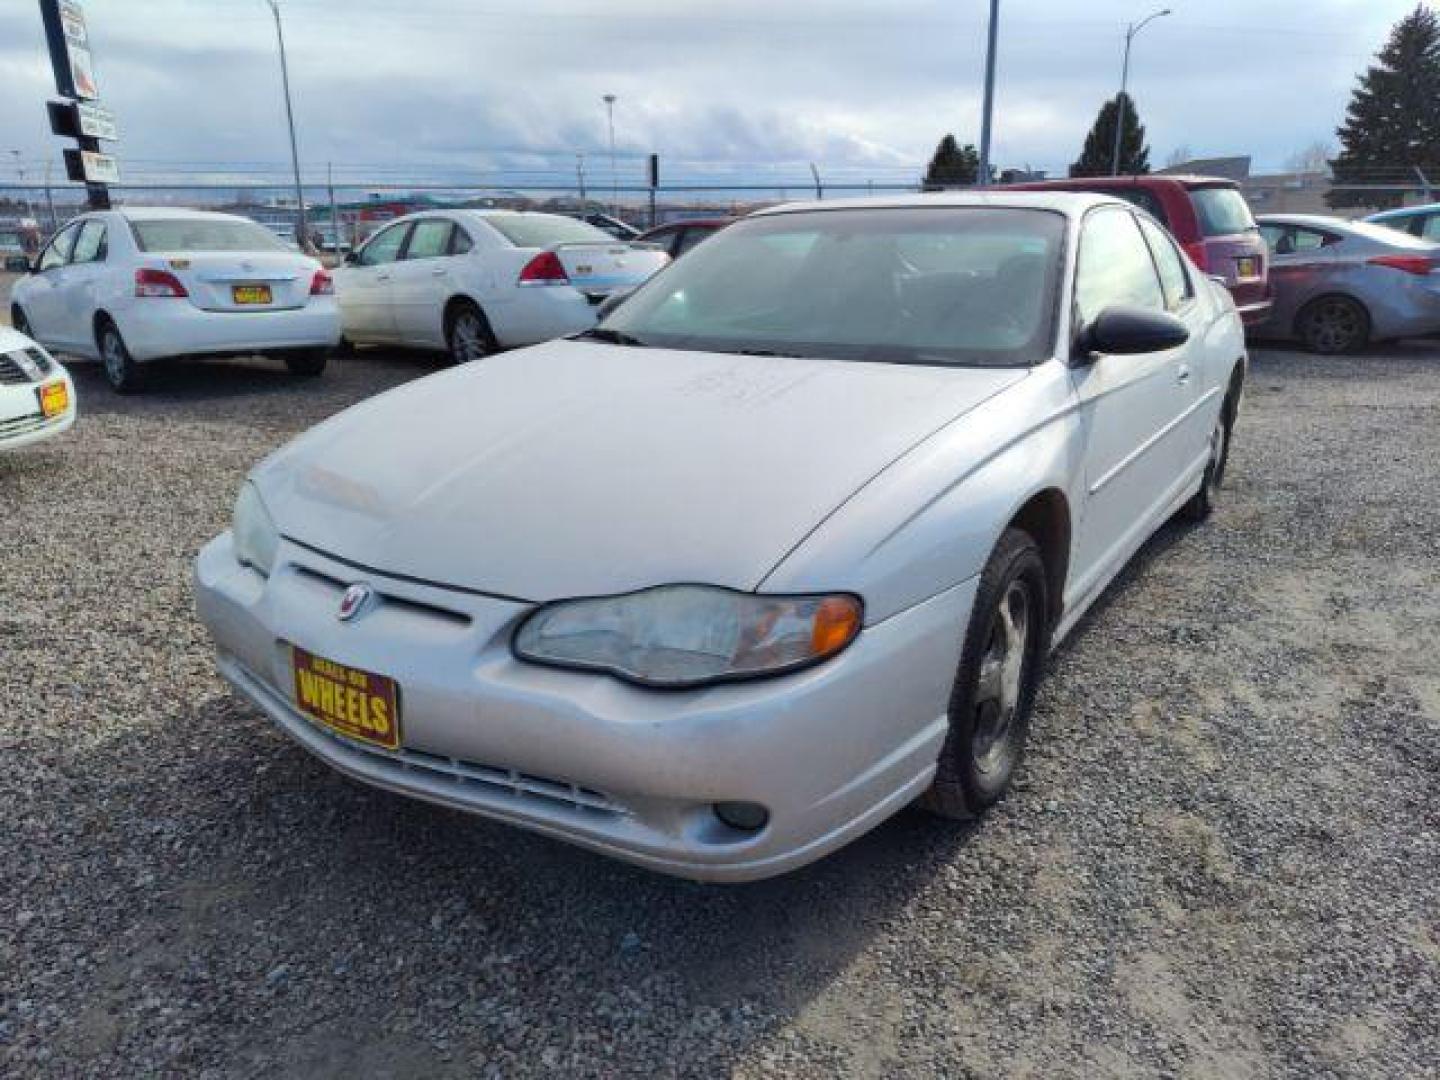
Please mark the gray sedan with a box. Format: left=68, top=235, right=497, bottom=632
left=1255, top=214, right=1440, bottom=353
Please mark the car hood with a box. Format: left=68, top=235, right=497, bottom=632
left=253, top=340, right=1026, bottom=600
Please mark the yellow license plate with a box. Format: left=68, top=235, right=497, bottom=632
left=38, top=380, right=68, bottom=419
left=290, top=645, right=401, bottom=750
left=1236, top=257, right=1260, bottom=279
left=232, top=284, right=272, bottom=305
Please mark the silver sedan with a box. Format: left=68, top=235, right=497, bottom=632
left=1255, top=213, right=1440, bottom=353
left=195, top=193, right=1246, bottom=882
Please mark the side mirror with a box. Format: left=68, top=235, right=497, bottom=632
left=4, top=255, right=33, bottom=273
left=1076, top=305, right=1189, bottom=360
left=594, top=288, right=635, bottom=321
left=342, top=250, right=359, bottom=267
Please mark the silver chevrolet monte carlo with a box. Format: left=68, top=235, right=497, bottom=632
left=195, top=193, right=1246, bottom=882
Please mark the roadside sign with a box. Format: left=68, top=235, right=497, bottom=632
left=47, top=99, right=117, bottom=141
left=63, top=149, right=120, bottom=185
left=40, top=0, right=100, bottom=101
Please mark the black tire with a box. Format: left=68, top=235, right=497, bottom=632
left=97, top=318, right=145, bottom=394
left=921, top=528, right=1049, bottom=820
left=445, top=301, right=496, bottom=365
left=1181, top=386, right=1237, bottom=521
left=1298, top=295, right=1369, bottom=355
left=283, top=350, right=328, bottom=377
left=11, top=307, right=31, bottom=338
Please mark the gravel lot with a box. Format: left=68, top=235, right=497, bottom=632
left=2, top=333, right=1437, bottom=1078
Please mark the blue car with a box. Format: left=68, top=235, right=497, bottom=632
left=1366, top=202, right=1440, bottom=242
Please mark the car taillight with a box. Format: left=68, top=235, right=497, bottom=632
left=1367, top=254, right=1435, bottom=276
left=309, top=269, right=334, bottom=295
left=1181, top=240, right=1210, bottom=273
left=134, top=267, right=189, bottom=298
left=517, top=251, right=569, bottom=286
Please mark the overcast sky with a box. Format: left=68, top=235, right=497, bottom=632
left=0, top=0, right=1426, bottom=191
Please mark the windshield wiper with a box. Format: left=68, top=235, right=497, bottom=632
left=574, top=327, right=650, bottom=347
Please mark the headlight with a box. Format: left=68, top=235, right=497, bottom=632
left=232, top=482, right=280, bottom=576
left=513, top=585, right=862, bottom=688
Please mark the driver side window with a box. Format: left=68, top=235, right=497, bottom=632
left=39, top=222, right=81, bottom=271
left=358, top=223, right=409, bottom=267
left=1074, top=209, right=1165, bottom=326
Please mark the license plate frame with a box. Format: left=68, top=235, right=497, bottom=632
left=232, top=284, right=273, bottom=305
left=290, top=644, right=402, bottom=751
left=1235, top=256, right=1261, bottom=280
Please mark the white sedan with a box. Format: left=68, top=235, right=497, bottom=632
left=332, top=210, right=669, bottom=363
left=9, top=208, right=340, bottom=393
left=0, top=324, right=75, bottom=451
left=195, top=193, right=1245, bottom=882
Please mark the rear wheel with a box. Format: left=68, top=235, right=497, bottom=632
left=445, top=301, right=496, bottom=365
left=1298, top=295, right=1369, bottom=354
left=98, top=319, right=145, bottom=394
left=11, top=307, right=31, bottom=337
left=921, top=528, right=1048, bottom=820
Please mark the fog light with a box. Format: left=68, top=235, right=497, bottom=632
left=714, top=801, right=769, bottom=832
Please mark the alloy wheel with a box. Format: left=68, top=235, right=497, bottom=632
left=102, top=330, right=127, bottom=385
left=451, top=311, right=490, bottom=364
left=971, top=579, right=1032, bottom=775
left=1307, top=299, right=1364, bottom=354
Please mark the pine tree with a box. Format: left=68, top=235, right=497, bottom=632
left=1070, top=93, right=1150, bottom=178
left=923, top=135, right=981, bottom=189
left=1329, top=5, right=1440, bottom=210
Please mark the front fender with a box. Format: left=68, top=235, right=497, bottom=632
left=760, top=361, right=1084, bottom=624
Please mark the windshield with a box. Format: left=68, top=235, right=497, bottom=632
left=482, top=213, right=615, bottom=248
left=0, top=230, right=23, bottom=248
left=131, top=218, right=292, bottom=253
left=1191, top=187, right=1256, bottom=237
left=599, top=207, right=1065, bottom=368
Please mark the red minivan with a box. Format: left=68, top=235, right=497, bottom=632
left=1006, top=175, right=1272, bottom=326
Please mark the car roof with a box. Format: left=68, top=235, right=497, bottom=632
left=118, top=207, right=264, bottom=223
left=1367, top=202, right=1440, bottom=220
left=1256, top=213, right=1353, bottom=228
left=753, top=191, right=1132, bottom=218
left=1259, top=213, right=1438, bottom=249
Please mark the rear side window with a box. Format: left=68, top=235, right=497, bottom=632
left=1075, top=209, right=1165, bottom=324
left=482, top=213, right=613, bottom=248
left=404, top=219, right=453, bottom=260
left=1190, top=187, right=1256, bottom=238
left=132, top=218, right=290, bottom=252
left=1422, top=215, right=1440, bottom=241
left=1101, top=187, right=1167, bottom=225
left=1137, top=217, right=1192, bottom=310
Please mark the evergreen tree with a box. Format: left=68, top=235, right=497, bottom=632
left=1329, top=5, right=1440, bottom=210
left=1070, top=93, right=1150, bottom=178
left=923, top=135, right=981, bottom=189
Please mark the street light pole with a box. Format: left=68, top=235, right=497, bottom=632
left=603, top=94, right=618, bottom=219
left=976, top=0, right=1000, bottom=187
left=264, top=0, right=308, bottom=248
left=1111, top=9, right=1171, bottom=177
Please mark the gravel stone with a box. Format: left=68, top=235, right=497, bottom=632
left=1, top=342, right=1437, bottom=1078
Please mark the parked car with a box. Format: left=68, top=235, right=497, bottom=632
left=1005, top=175, right=1272, bottom=326
left=635, top=217, right=736, bottom=259
left=1, top=223, right=40, bottom=272
left=0, top=323, right=76, bottom=451
left=1364, top=202, right=1440, bottom=242
left=8, top=208, right=340, bottom=393
left=332, top=210, right=670, bottom=363
left=1254, top=214, right=1440, bottom=353
left=574, top=211, right=642, bottom=240
left=196, top=193, right=1245, bottom=881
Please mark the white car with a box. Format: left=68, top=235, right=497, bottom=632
left=332, top=210, right=669, bottom=364
left=196, top=193, right=1246, bottom=882
left=0, top=324, right=76, bottom=450
left=9, top=208, right=341, bottom=393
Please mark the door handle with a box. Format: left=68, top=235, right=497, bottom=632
left=431, top=267, right=446, bottom=276
left=1177, top=365, right=1192, bottom=385
left=376, top=272, right=391, bottom=281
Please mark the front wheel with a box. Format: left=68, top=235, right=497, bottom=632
left=921, top=528, right=1049, bottom=820
left=282, top=350, right=328, bottom=377
left=99, top=319, right=145, bottom=394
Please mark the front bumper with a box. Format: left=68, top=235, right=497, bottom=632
left=194, top=533, right=972, bottom=882
left=117, top=298, right=341, bottom=362
left=0, top=369, right=76, bottom=450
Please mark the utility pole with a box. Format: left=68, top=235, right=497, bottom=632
left=576, top=152, right=587, bottom=203
left=809, top=162, right=823, bottom=200
left=12, top=151, right=33, bottom=218
left=603, top=94, right=618, bottom=219
left=327, top=161, right=338, bottom=254
left=263, top=0, right=308, bottom=249
left=1111, top=9, right=1171, bottom=176
left=43, top=159, right=56, bottom=230
left=977, top=0, right=1000, bottom=187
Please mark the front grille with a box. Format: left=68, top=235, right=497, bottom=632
left=0, top=352, right=31, bottom=385
left=25, top=348, right=55, bottom=375
left=0, top=413, right=49, bottom=439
